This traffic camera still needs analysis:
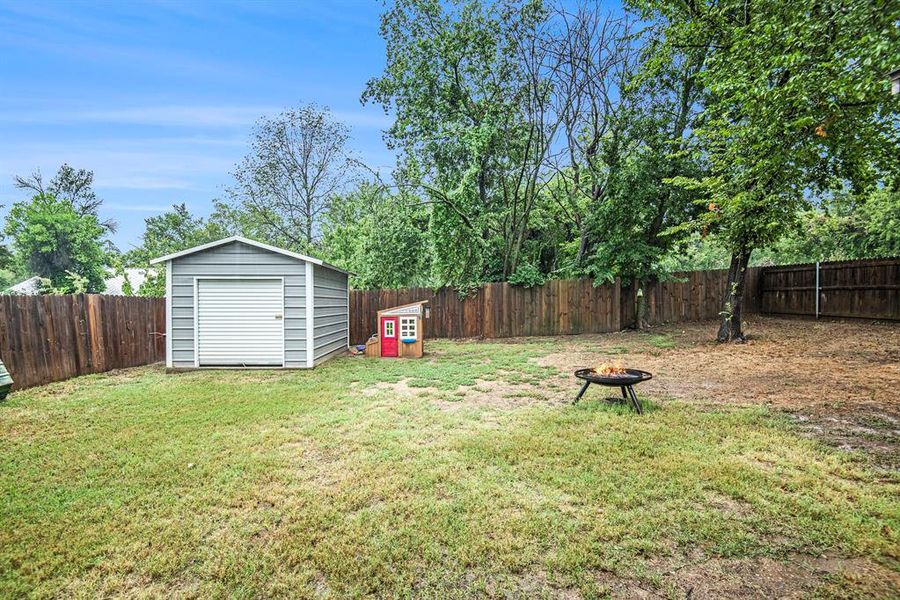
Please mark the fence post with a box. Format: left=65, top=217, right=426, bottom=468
left=815, top=260, right=820, bottom=319
left=613, top=277, right=621, bottom=331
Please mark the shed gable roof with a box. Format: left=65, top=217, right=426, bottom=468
left=149, top=236, right=351, bottom=275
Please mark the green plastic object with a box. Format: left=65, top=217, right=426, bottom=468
left=0, top=359, right=12, bottom=401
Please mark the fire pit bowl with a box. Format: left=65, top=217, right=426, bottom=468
left=574, top=368, right=652, bottom=386
left=573, top=368, right=652, bottom=414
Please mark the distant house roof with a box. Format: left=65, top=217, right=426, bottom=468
left=6, top=276, right=42, bottom=295
left=4, top=268, right=155, bottom=296
left=149, top=235, right=352, bottom=275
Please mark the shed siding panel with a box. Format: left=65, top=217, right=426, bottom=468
left=170, top=241, right=307, bottom=368
left=313, top=264, right=349, bottom=362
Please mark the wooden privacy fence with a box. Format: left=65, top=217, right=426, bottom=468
left=622, top=267, right=762, bottom=329
left=349, top=268, right=762, bottom=345
left=760, top=257, right=899, bottom=320
left=0, top=295, right=165, bottom=390
left=0, top=258, right=892, bottom=391
left=350, top=279, right=623, bottom=344
left=350, top=257, right=900, bottom=345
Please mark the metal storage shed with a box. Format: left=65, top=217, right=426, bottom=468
left=150, top=236, right=350, bottom=369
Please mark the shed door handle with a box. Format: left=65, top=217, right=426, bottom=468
left=275, top=314, right=283, bottom=320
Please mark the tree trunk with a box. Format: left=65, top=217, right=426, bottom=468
left=716, top=248, right=752, bottom=342
left=575, top=224, right=591, bottom=266
left=508, top=225, right=526, bottom=277
left=636, top=279, right=649, bottom=329
left=501, top=241, right=512, bottom=279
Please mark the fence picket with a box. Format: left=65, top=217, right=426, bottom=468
left=0, top=295, right=166, bottom=390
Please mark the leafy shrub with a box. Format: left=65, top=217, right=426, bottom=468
left=508, top=263, right=546, bottom=288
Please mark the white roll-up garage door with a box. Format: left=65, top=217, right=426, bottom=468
left=197, top=278, right=284, bottom=366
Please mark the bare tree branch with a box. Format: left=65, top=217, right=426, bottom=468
left=226, top=105, right=358, bottom=248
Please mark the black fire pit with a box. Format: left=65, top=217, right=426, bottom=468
left=573, top=368, right=652, bottom=414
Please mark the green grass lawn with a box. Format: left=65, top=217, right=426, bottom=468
left=1, top=338, right=897, bottom=598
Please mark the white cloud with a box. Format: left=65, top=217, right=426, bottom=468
left=77, top=105, right=274, bottom=128
left=1, top=103, right=393, bottom=130
left=103, top=202, right=177, bottom=211
left=95, top=177, right=194, bottom=191
left=0, top=140, right=237, bottom=197
left=0, top=105, right=274, bottom=128
left=0, top=8, right=263, bottom=83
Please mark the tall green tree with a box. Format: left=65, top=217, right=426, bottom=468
left=632, top=0, right=899, bottom=340
left=0, top=209, right=13, bottom=291
left=320, top=182, right=430, bottom=289
left=14, top=164, right=117, bottom=233
left=365, top=0, right=560, bottom=285
left=555, top=9, right=707, bottom=275
left=4, top=194, right=107, bottom=293
left=225, top=105, right=356, bottom=252
left=125, top=204, right=216, bottom=265
left=124, top=203, right=231, bottom=296
left=365, top=0, right=712, bottom=295
left=547, top=5, right=642, bottom=274
left=658, top=186, right=900, bottom=271
left=755, top=187, right=900, bottom=264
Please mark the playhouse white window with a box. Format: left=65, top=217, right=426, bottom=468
left=400, top=317, right=417, bottom=339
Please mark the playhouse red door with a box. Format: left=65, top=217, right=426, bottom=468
left=381, top=316, right=398, bottom=357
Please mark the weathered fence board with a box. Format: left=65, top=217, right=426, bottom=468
left=0, top=294, right=165, bottom=390
left=348, top=279, right=621, bottom=345
left=348, top=269, right=763, bottom=344
left=349, top=258, right=898, bottom=345
left=629, top=267, right=763, bottom=326
left=760, top=257, right=899, bottom=320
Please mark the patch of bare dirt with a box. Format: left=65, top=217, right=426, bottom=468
left=356, top=374, right=578, bottom=412
left=16, top=364, right=166, bottom=399
left=433, top=377, right=574, bottom=411
left=277, top=440, right=351, bottom=488
left=462, top=553, right=900, bottom=599
left=538, top=318, right=900, bottom=468
left=659, top=554, right=899, bottom=599
left=360, top=377, right=434, bottom=398
left=590, top=571, right=664, bottom=599
left=703, top=491, right=754, bottom=518
left=458, top=567, right=667, bottom=599
left=458, top=568, right=587, bottom=599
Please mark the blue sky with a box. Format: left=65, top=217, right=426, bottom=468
left=0, top=0, right=394, bottom=251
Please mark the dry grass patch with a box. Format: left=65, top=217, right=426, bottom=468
left=538, top=317, right=900, bottom=468
left=1, top=319, right=898, bottom=598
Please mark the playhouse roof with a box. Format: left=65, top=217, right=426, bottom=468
left=377, top=300, right=429, bottom=317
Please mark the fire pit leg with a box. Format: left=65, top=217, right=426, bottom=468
left=573, top=380, right=591, bottom=404
left=625, top=385, right=643, bottom=415
left=620, top=386, right=628, bottom=401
